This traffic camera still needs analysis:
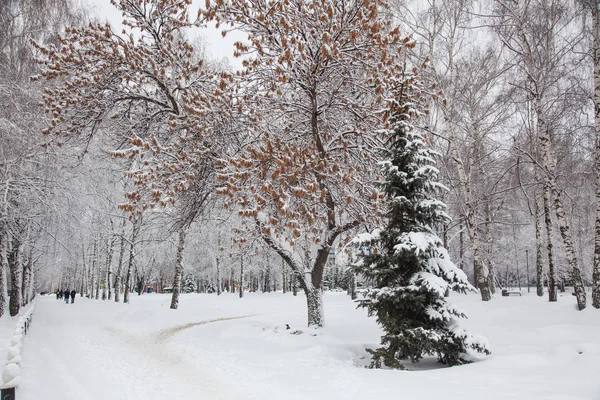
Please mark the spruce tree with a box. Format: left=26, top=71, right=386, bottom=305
left=355, top=73, right=490, bottom=368
left=181, top=275, right=197, bottom=294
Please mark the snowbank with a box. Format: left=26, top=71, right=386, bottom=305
left=1, top=299, right=36, bottom=389
left=16, top=291, right=600, bottom=400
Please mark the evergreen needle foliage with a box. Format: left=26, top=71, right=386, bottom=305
left=182, top=276, right=197, bottom=294
left=354, top=73, right=491, bottom=369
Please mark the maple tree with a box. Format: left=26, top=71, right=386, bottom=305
left=34, top=0, right=236, bottom=309
left=202, top=0, right=415, bottom=327
left=35, top=0, right=232, bottom=216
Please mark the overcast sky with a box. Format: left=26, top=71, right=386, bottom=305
left=83, top=0, right=245, bottom=69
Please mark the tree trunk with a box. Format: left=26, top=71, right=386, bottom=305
left=90, top=238, right=96, bottom=300
left=509, top=5, right=586, bottom=308
left=124, top=217, right=141, bottom=304
left=592, top=0, right=600, bottom=309
left=216, top=231, right=222, bottom=295
left=239, top=255, right=244, bottom=298
left=28, top=269, right=34, bottom=303
left=543, top=182, right=558, bottom=302
left=349, top=271, right=357, bottom=300
left=8, top=235, right=22, bottom=317
left=0, top=236, right=6, bottom=318
left=466, top=208, right=491, bottom=300
left=485, top=201, right=495, bottom=294
left=535, top=194, right=544, bottom=297
left=292, top=273, right=298, bottom=296
left=534, top=95, right=585, bottom=309
left=21, top=255, right=29, bottom=306
left=136, top=272, right=144, bottom=296
left=170, top=229, right=186, bottom=309
left=104, top=234, right=114, bottom=301
left=79, top=258, right=84, bottom=297
left=81, top=247, right=87, bottom=296
left=552, top=193, right=586, bottom=309
left=303, top=255, right=327, bottom=327
left=215, top=257, right=221, bottom=295
left=282, top=259, right=287, bottom=293
left=123, top=250, right=132, bottom=303
left=95, top=237, right=101, bottom=300
left=263, top=255, right=271, bottom=293
left=459, top=223, right=464, bottom=270
left=25, top=257, right=32, bottom=305
left=446, top=118, right=490, bottom=301
left=114, top=220, right=126, bottom=303
left=304, top=284, right=324, bottom=328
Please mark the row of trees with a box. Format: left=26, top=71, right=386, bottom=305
left=393, top=0, right=600, bottom=310
left=2, top=0, right=600, bottom=330
left=0, top=0, right=89, bottom=316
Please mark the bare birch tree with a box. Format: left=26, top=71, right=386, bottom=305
left=581, top=0, right=600, bottom=308
left=494, top=0, right=587, bottom=309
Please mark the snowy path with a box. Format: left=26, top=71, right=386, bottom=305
left=12, top=292, right=600, bottom=400
left=18, top=296, right=239, bottom=400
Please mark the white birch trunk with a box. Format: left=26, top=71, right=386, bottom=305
left=442, top=106, right=490, bottom=300
left=450, top=138, right=490, bottom=300
left=90, top=239, right=96, bottom=300
left=508, top=1, right=586, bottom=309
left=592, top=0, right=600, bottom=309
left=124, top=217, right=141, bottom=304
left=103, top=235, right=114, bottom=300
left=0, top=237, right=6, bottom=318
left=95, top=237, right=101, bottom=300
left=485, top=201, right=496, bottom=294
left=552, top=193, right=586, bottom=309
left=239, top=255, right=244, bottom=298
left=114, top=220, right=127, bottom=303
left=535, top=194, right=544, bottom=297
left=216, top=232, right=222, bottom=296
left=170, top=229, right=186, bottom=309
left=543, top=182, right=558, bottom=302
left=534, top=97, right=586, bottom=309
left=215, top=254, right=221, bottom=296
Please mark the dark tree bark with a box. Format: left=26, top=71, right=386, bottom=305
left=8, top=235, right=22, bottom=317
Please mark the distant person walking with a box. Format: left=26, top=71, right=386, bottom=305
left=70, top=290, right=76, bottom=304
left=64, top=289, right=70, bottom=304
left=56, top=290, right=60, bottom=300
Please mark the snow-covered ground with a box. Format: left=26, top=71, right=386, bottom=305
left=12, top=290, right=600, bottom=400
